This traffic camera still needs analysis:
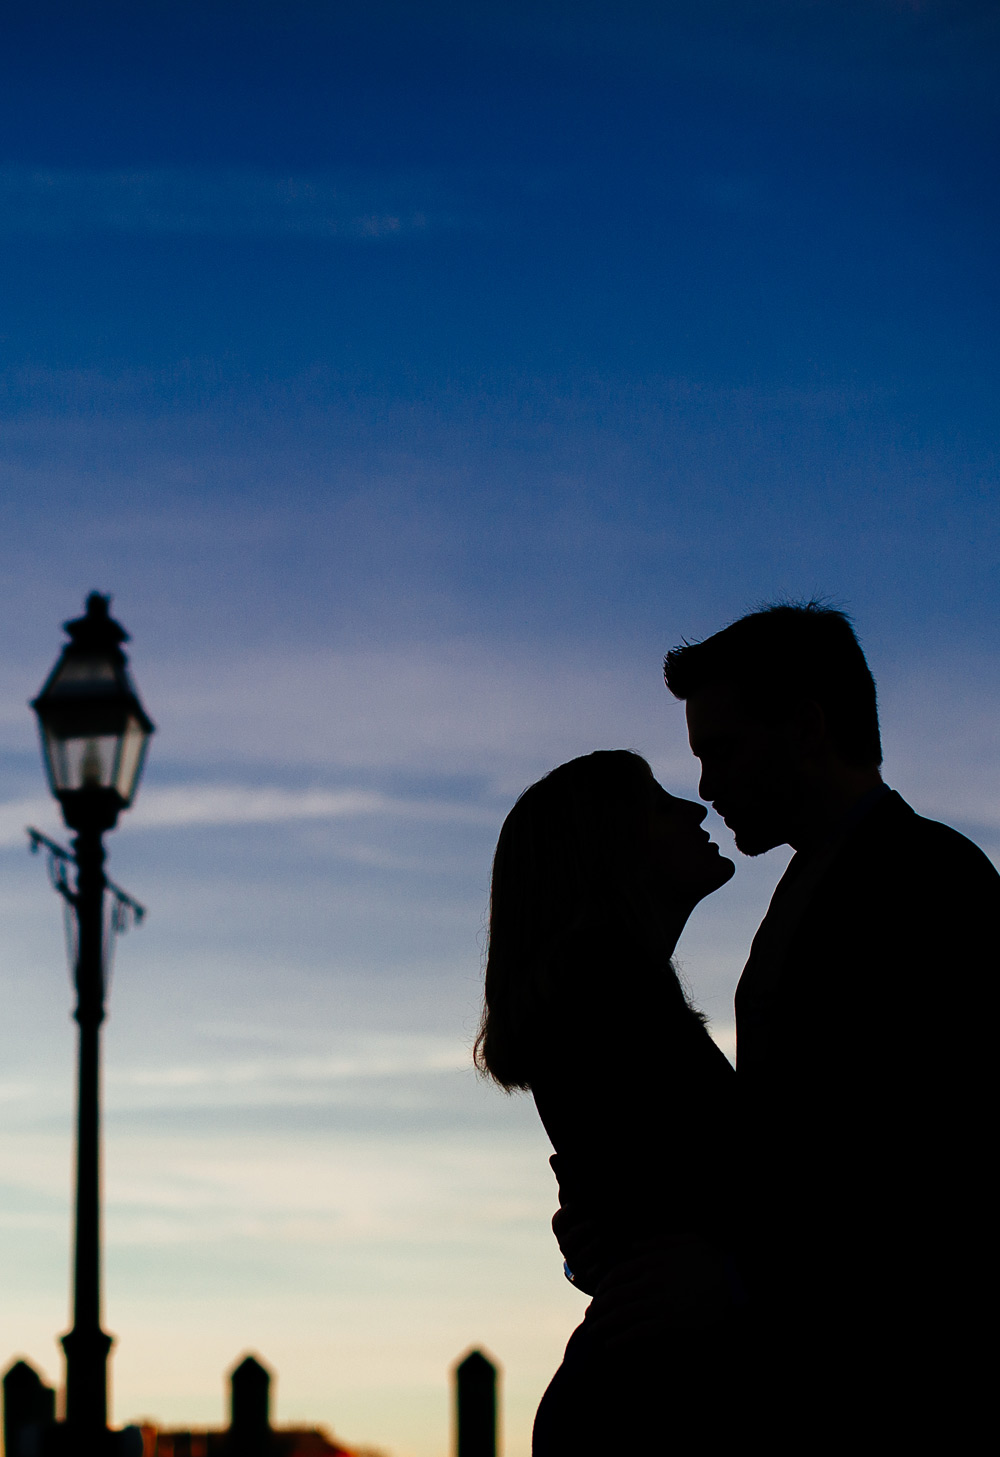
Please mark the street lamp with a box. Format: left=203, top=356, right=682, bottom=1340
left=29, top=593, right=154, bottom=1452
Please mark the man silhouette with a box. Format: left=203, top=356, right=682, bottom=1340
left=660, top=603, right=998, bottom=1445
left=556, top=603, right=997, bottom=1446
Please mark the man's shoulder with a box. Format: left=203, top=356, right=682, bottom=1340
left=862, top=790, right=999, bottom=884
left=752, top=791, right=998, bottom=1033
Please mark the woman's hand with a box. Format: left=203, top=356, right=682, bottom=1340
left=551, top=1203, right=609, bottom=1296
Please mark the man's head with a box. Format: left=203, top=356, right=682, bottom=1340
left=664, top=603, right=882, bottom=855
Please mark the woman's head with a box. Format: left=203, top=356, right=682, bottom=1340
left=474, top=749, right=733, bottom=1089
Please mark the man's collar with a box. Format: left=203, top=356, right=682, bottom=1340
left=795, top=781, right=892, bottom=861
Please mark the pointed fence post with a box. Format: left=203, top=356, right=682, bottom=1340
left=2, top=1360, right=56, bottom=1457
left=454, top=1349, right=498, bottom=1457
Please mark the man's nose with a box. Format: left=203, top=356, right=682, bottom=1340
left=697, top=764, right=714, bottom=803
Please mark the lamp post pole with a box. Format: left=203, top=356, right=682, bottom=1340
left=29, top=593, right=154, bottom=1451
left=62, top=822, right=113, bottom=1440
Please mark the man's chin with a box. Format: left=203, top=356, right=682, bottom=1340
left=731, top=826, right=785, bottom=857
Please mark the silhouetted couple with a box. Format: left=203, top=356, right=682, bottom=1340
left=476, top=604, right=998, bottom=1452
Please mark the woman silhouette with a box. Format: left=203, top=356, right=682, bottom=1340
left=475, top=750, right=746, bottom=1451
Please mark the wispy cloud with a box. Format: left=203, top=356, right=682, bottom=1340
left=130, top=785, right=495, bottom=830
left=108, top=1035, right=470, bottom=1109
left=138, top=644, right=693, bottom=787
left=0, top=1122, right=554, bottom=1245
left=0, top=783, right=496, bottom=849
left=0, top=167, right=456, bottom=238
left=4, top=653, right=997, bottom=852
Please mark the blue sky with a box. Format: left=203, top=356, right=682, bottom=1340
left=1, top=3, right=998, bottom=1453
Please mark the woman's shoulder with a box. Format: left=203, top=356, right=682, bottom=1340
left=531, top=942, right=732, bottom=1098
left=546, top=926, right=711, bottom=1035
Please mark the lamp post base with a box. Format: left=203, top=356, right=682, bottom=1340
left=61, top=1326, right=114, bottom=1445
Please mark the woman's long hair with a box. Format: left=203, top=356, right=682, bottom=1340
left=475, top=749, right=686, bottom=1091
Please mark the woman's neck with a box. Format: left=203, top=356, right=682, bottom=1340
left=655, top=899, right=697, bottom=958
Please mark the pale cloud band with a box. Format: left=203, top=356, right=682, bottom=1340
left=0, top=784, right=498, bottom=849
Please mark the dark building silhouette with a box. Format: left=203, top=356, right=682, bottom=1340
left=3, top=1346, right=501, bottom=1456
left=226, top=1355, right=273, bottom=1456
left=122, top=1354, right=359, bottom=1455
left=453, top=1350, right=498, bottom=1457
left=3, top=1360, right=56, bottom=1457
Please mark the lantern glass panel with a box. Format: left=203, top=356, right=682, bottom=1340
left=43, top=727, right=121, bottom=794
left=114, top=714, right=150, bottom=804
left=49, top=655, right=118, bottom=689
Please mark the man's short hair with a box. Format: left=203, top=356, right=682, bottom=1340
left=663, top=602, right=882, bottom=768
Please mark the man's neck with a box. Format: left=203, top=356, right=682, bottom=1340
left=787, top=768, right=885, bottom=854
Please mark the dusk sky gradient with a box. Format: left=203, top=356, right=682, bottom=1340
left=1, top=3, right=997, bottom=1454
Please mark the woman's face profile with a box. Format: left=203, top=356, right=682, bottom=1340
left=642, top=776, right=735, bottom=904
